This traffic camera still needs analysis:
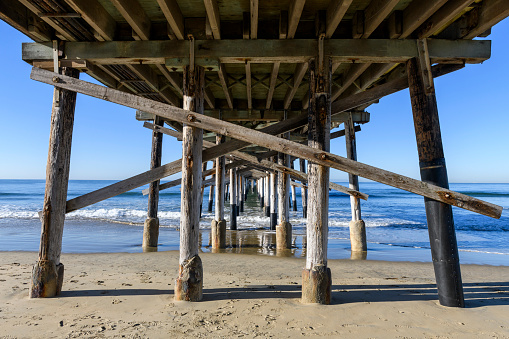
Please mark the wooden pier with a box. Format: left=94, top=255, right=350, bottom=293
left=1, top=0, right=507, bottom=306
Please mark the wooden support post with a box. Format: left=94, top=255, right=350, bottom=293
left=30, top=67, right=79, bottom=298
left=211, top=133, right=226, bottom=251
left=264, top=173, right=270, bottom=217
left=344, top=114, right=367, bottom=255
left=407, top=56, right=464, bottom=308
left=302, top=54, right=332, bottom=305
left=229, top=167, right=237, bottom=230
left=290, top=161, right=298, bottom=211
left=240, top=175, right=245, bottom=212
left=175, top=65, right=204, bottom=302
left=208, top=184, right=214, bottom=212
left=277, top=132, right=292, bottom=250
left=299, top=158, right=308, bottom=218
left=236, top=172, right=241, bottom=216
left=200, top=161, right=208, bottom=218
left=143, top=116, right=163, bottom=252
left=270, top=163, right=277, bottom=230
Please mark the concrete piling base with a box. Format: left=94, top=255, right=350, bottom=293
left=30, top=260, right=64, bottom=298
left=301, top=265, right=331, bottom=304
left=349, top=220, right=367, bottom=252
left=175, top=255, right=203, bottom=301
left=142, top=217, right=159, bottom=251
left=211, top=219, right=227, bottom=250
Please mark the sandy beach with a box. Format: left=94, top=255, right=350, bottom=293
left=0, top=251, right=508, bottom=338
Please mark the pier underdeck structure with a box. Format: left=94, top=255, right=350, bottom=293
left=1, top=0, right=507, bottom=306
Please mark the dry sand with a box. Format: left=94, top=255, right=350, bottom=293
left=0, top=251, right=508, bottom=338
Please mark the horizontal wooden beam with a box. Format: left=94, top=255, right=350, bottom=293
left=32, top=67, right=501, bottom=219
left=22, top=39, right=492, bottom=65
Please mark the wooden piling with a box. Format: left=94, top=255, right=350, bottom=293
left=175, top=65, right=204, bottom=302
left=199, top=161, right=207, bottom=218
left=276, top=132, right=292, bottom=250
left=143, top=116, right=163, bottom=252
left=270, top=166, right=277, bottom=230
left=344, top=114, right=367, bottom=254
left=30, top=67, right=79, bottom=298
left=211, top=133, right=226, bottom=250
left=208, top=184, right=214, bottom=212
left=236, top=172, right=241, bottom=216
left=299, top=159, right=308, bottom=218
left=230, top=167, right=237, bottom=230
left=407, top=56, right=464, bottom=308
left=302, top=56, right=332, bottom=305
left=264, top=173, right=270, bottom=217
left=240, top=175, right=245, bottom=212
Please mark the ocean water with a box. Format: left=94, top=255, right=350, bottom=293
left=0, top=179, right=507, bottom=265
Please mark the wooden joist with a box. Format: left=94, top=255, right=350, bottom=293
left=32, top=67, right=502, bottom=219
left=463, top=0, right=509, bottom=39
left=0, top=1, right=52, bottom=42
left=287, top=0, right=306, bottom=39
left=217, top=63, right=233, bottom=109
left=22, top=39, right=492, bottom=65
left=362, top=0, right=400, bottom=38
left=110, top=0, right=151, bottom=40
left=65, top=0, right=116, bottom=41
left=204, top=0, right=221, bottom=39
left=326, top=0, right=353, bottom=38
left=401, top=0, right=448, bottom=39
left=156, top=0, right=185, bottom=40
left=284, top=62, right=308, bottom=109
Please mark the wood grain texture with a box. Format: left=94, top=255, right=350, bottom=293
left=33, top=68, right=501, bottom=219
left=215, top=134, right=226, bottom=221
left=179, top=65, right=204, bottom=265
left=39, top=68, right=79, bottom=264
left=146, top=116, right=163, bottom=219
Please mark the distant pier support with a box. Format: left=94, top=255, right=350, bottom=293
left=143, top=116, right=163, bottom=252
left=30, top=67, right=79, bottom=298
left=408, top=54, right=464, bottom=308
left=277, top=131, right=292, bottom=250
left=240, top=175, right=245, bottom=212
left=211, top=133, right=226, bottom=251
left=230, top=167, right=237, bottom=230
left=175, top=65, right=204, bottom=302
left=302, top=55, right=332, bottom=305
left=264, top=173, right=270, bottom=217
left=299, top=159, right=308, bottom=219
left=270, top=166, right=277, bottom=230
left=200, top=161, right=207, bottom=217
left=344, top=114, right=367, bottom=256
left=208, top=183, right=214, bottom=212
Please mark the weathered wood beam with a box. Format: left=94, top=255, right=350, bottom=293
left=401, top=0, right=448, bottom=39
left=204, top=87, right=215, bottom=109
left=246, top=61, right=252, bottom=110
left=156, top=0, right=185, bottom=40
left=418, top=0, right=475, bottom=38
left=32, top=67, right=502, bottom=219
left=126, top=64, right=180, bottom=106
left=250, top=0, right=259, bottom=39
left=110, top=0, right=151, bottom=40
left=156, top=64, right=183, bottom=97
left=325, top=0, right=354, bottom=38
left=23, top=39, right=492, bottom=65
left=204, top=0, right=221, bottom=39
left=463, top=0, right=509, bottom=39
left=17, top=0, right=76, bottom=41
left=65, top=0, right=116, bottom=41
left=362, top=0, right=400, bottom=38
left=266, top=62, right=280, bottom=109
left=331, top=63, right=370, bottom=101
left=287, top=0, right=306, bottom=39
left=0, top=1, right=52, bottom=42
left=217, top=63, right=233, bottom=109
left=284, top=62, right=308, bottom=109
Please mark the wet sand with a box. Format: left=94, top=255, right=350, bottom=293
left=0, top=251, right=508, bottom=338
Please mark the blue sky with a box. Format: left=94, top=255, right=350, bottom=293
left=0, top=19, right=508, bottom=183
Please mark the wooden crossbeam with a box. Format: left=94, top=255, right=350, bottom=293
left=287, top=0, right=306, bottom=39
left=32, top=67, right=502, bottom=219
left=401, top=0, right=448, bottom=39
left=204, top=0, right=221, bottom=39
left=418, top=0, right=475, bottom=38
left=65, top=0, right=116, bottom=41
left=22, top=39, right=492, bottom=65
left=156, top=0, right=185, bottom=40
left=110, top=0, right=151, bottom=41
left=463, top=0, right=509, bottom=39
left=266, top=62, right=280, bottom=109
left=325, top=0, right=353, bottom=38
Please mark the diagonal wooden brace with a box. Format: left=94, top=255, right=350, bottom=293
left=30, top=67, right=502, bottom=219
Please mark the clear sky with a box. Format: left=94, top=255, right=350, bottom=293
left=0, top=19, right=508, bottom=183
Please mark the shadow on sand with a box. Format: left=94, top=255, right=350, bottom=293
left=61, top=282, right=509, bottom=308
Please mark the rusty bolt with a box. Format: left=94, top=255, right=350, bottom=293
left=52, top=76, right=60, bottom=83
left=444, top=193, right=451, bottom=199
left=319, top=153, right=327, bottom=160
left=187, top=114, right=196, bottom=122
